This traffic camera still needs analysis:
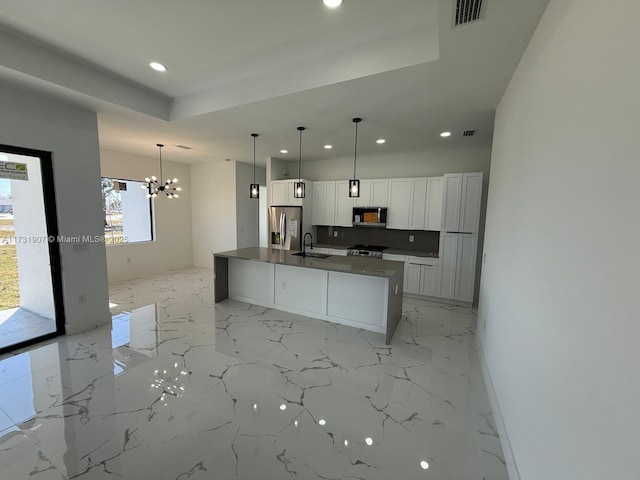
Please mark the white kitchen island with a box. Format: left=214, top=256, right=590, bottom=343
left=213, top=247, right=404, bottom=344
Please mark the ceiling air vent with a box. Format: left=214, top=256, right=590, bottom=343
left=176, top=144, right=192, bottom=150
left=463, top=130, right=477, bottom=137
left=454, top=0, right=485, bottom=26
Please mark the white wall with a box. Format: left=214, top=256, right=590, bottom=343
left=191, top=161, right=265, bottom=267
left=100, top=149, right=193, bottom=282
left=290, top=146, right=491, bottom=180
left=235, top=162, right=265, bottom=249
left=191, top=161, right=237, bottom=267
left=0, top=81, right=110, bottom=335
left=478, top=2, right=640, bottom=479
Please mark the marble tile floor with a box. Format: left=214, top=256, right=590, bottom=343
left=0, top=307, right=56, bottom=351
left=0, top=267, right=507, bottom=480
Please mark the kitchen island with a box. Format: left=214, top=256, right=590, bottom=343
left=214, top=247, right=404, bottom=344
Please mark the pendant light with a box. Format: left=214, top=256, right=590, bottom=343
left=349, top=117, right=361, bottom=197
left=143, top=144, right=182, bottom=199
left=250, top=133, right=259, bottom=198
left=294, top=126, right=306, bottom=198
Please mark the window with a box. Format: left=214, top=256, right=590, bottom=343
left=101, top=178, right=153, bottom=244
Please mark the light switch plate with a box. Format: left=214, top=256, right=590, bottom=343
left=409, top=235, right=414, bottom=243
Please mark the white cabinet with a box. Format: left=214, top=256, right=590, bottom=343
left=312, top=181, right=336, bottom=226
left=387, top=178, right=412, bottom=229
left=438, top=232, right=477, bottom=302
left=353, top=178, right=389, bottom=207
left=270, top=180, right=287, bottom=206
left=353, top=179, right=371, bottom=207
left=409, top=177, right=427, bottom=230
left=270, top=179, right=313, bottom=207
left=454, top=233, right=478, bottom=302
left=335, top=180, right=353, bottom=227
left=388, top=178, right=430, bottom=230
left=419, top=265, right=439, bottom=297
left=425, top=177, right=443, bottom=231
left=459, top=173, right=483, bottom=234
left=404, top=263, right=421, bottom=294
left=371, top=179, right=389, bottom=206
left=442, top=174, right=463, bottom=232
left=442, top=173, right=482, bottom=233
left=275, top=264, right=328, bottom=315
left=438, top=233, right=458, bottom=299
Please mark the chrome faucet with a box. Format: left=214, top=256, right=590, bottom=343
left=303, top=232, right=313, bottom=256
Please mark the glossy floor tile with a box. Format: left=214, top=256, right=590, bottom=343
left=0, top=267, right=506, bottom=480
left=0, top=307, right=56, bottom=350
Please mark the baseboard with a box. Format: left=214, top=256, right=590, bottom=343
left=476, top=339, right=521, bottom=480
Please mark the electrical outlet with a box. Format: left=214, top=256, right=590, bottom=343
left=79, top=294, right=86, bottom=304
left=127, top=257, right=131, bottom=264
left=333, top=231, right=338, bottom=237
left=409, top=235, right=414, bottom=243
left=281, top=280, right=286, bottom=289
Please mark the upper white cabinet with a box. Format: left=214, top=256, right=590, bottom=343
left=270, top=180, right=287, bottom=206
left=312, top=181, right=336, bottom=226
left=425, top=177, right=443, bottom=231
left=271, top=179, right=313, bottom=207
left=353, top=179, right=389, bottom=207
left=311, top=180, right=351, bottom=227
left=459, top=173, right=483, bottom=234
left=387, top=178, right=412, bottom=229
left=371, top=179, right=389, bottom=206
left=409, top=178, right=427, bottom=230
left=335, top=180, right=354, bottom=227
left=442, top=173, right=483, bottom=233
left=353, top=180, right=371, bottom=207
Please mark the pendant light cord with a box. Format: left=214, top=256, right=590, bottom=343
left=353, top=121, right=358, bottom=179
left=298, top=129, right=302, bottom=181
left=297, top=126, right=305, bottom=181
left=252, top=134, right=257, bottom=184
left=157, top=143, right=164, bottom=183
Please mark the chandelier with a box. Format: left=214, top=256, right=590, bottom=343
left=143, top=144, right=181, bottom=199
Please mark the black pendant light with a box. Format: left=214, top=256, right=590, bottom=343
left=349, top=118, right=361, bottom=198
left=143, top=144, right=182, bottom=199
left=294, top=126, right=306, bottom=198
left=250, top=133, right=259, bottom=199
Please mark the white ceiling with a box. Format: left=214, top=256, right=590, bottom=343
left=0, top=0, right=549, bottom=166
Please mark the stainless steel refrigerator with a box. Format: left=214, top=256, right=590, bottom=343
left=269, top=206, right=302, bottom=250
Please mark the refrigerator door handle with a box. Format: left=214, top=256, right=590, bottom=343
left=280, top=212, right=285, bottom=248
left=281, top=212, right=286, bottom=248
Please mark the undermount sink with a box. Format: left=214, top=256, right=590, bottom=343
left=291, top=252, right=331, bottom=259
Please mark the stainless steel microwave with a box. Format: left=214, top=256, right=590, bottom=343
left=352, top=207, right=387, bottom=227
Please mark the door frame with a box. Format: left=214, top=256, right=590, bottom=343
left=0, top=143, right=65, bottom=355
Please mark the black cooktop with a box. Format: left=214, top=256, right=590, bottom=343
left=348, top=244, right=388, bottom=251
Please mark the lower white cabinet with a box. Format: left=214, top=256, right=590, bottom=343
left=419, top=265, right=439, bottom=297
left=404, top=263, right=421, bottom=294
left=438, top=232, right=477, bottom=302
left=327, top=271, right=386, bottom=328
left=274, top=264, right=328, bottom=315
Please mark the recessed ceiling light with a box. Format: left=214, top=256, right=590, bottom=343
left=149, top=62, right=167, bottom=72
left=324, top=145, right=333, bottom=149
left=323, top=0, right=343, bottom=8
left=440, top=131, right=452, bottom=138
left=376, top=139, right=386, bottom=144
left=280, top=149, right=288, bottom=154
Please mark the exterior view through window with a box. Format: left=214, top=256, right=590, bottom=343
left=101, top=178, right=153, bottom=244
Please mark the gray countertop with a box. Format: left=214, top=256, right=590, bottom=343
left=214, top=247, right=403, bottom=278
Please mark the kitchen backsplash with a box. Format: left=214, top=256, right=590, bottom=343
left=316, top=226, right=439, bottom=253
